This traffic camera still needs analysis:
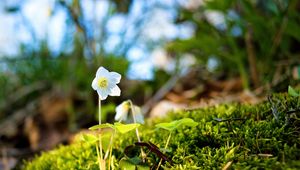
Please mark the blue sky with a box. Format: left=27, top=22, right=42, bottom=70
left=0, top=0, right=198, bottom=79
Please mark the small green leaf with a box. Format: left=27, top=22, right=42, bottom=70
left=288, top=86, right=300, bottom=97
left=225, top=147, right=236, bottom=160
left=89, top=123, right=114, bottom=130
left=114, top=123, right=140, bottom=134
left=155, top=118, right=198, bottom=131
left=101, top=133, right=112, bottom=151
left=137, top=164, right=150, bottom=170
left=81, top=133, right=111, bottom=151
left=129, top=157, right=142, bottom=165
left=81, top=134, right=98, bottom=143
left=119, top=158, right=136, bottom=170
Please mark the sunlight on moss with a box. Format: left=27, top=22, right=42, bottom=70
left=24, top=94, right=300, bottom=169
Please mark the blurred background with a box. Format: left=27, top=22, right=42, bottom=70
left=0, top=0, right=299, bottom=169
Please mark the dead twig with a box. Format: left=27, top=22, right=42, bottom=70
left=142, top=74, right=180, bottom=116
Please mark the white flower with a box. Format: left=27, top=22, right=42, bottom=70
left=92, top=67, right=121, bottom=100
left=115, top=101, right=144, bottom=124
left=115, top=101, right=130, bottom=122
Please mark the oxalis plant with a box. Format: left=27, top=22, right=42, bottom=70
left=82, top=66, right=198, bottom=170
left=155, top=118, right=198, bottom=169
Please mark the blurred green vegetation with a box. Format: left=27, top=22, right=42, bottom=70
left=0, top=41, right=130, bottom=126
left=168, top=0, right=300, bottom=89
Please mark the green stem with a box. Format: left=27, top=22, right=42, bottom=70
left=128, top=100, right=141, bottom=142
left=104, top=131, right=114, bottom=159
left=156, top=132, right=172, bottom=170
left=164, top=132, right=172, bottom=149
left=98, top=98, right=103, bottom=168
left=95, top=142, right=101, bottom=170
left=128, top=100, right=146, bottom=161
left=108, top=131, right=115, bottom=170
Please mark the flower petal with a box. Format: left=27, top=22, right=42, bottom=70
left=109, top=72, right=121, bottom=84
left=96, top=67, right=109, bottom=78
left=91, top=77, right=99, bottom=90
left=115, top=102, right=129, bottom=121
left=133, top=106, right=144, bottom=124
left=109, top=85, right=121, bottom=96
left=97, top=89, right=109, bottom=100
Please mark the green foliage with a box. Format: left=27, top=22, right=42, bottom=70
left=24, top=143, right=99, bottom=170
left=89, top=123, right=115, bottom=130
left=89, top=123, right=140, bottom=134
left=119, top=157, right=149, bottom=170
left=0, top=53, right=129, bottom=123
left=288, top=85, right=300, bottom=97
left=155, top=118, right=198, bottom=132
left=81, top=133, right=112, bottom=152
left=24, top=93, right=300, bottom=169
left=81, top=133, right=99, bottom=143
left=119, top=158, right=136, bottom=170
left=114, top=123, right=140, bottom=134
left=169, top=0, right=300, bottom=88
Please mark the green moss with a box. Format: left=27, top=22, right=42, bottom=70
left=24, top=94, right=300, bottom=169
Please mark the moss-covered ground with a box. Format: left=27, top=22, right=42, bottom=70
left=24, top=94, right=300, bottom=169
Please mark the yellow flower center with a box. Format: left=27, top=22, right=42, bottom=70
left=97, top=77, right=108, bottom=88
left=123, top=102, right=130, bottom=111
